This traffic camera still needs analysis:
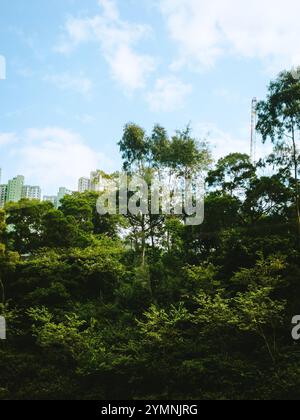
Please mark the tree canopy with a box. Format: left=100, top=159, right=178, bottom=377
left=1, top=85, right=300, bottom=400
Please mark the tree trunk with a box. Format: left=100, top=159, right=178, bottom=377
left=0, top=275, right=5, bottom=304
left=141, top=214, right=146, bottom=266
left=291, top=125, right=300, bottom=240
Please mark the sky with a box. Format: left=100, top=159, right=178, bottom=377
left=0, top=0, right=300, bottom=195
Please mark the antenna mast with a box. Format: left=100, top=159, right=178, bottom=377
left=250, top=97, right=258, bottom=164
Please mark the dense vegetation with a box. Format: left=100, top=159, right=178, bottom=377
left=1, top=71, right=300, bottom=400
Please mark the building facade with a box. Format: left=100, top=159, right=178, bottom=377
left=6, top=175, right=24, bottom=203
left=78, top=177, right=91, bottom=193
left=0, top=169, right=42, bottom=207
left=43, top=195, right=58, bottom=208
left=0, top=185, right=7, bottom=208
left=22, top=185, right=41, bottom=201
left=57, top=187, right=72, bottom=207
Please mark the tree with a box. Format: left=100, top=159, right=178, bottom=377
left=0, top=209, right=19, bottom=305
left=149, top=124, right=170, bottom=169
left=118, top=123, right=149, bottom=173
left=2, top=117, right=300, bottom=400
left=118, top=123, right=211, bottom=267
left=242, top=175, right=291, bottom=223
left=60, top=191, right=124, bottom=238
left=5, top=200, right=53, bottom=253
left=167, top=126, right=211, bottom=177
left=59, top=194, right=94, bottom=233
left=41, top=209, right=83, bottom=248
left=207, top=153, right=256, bottom=196
left=257, top=71, right=300, bottom=237
left=0, top=209, right=7, bottom=303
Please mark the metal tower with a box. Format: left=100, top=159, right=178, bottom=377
left=250, top=97, right=258, bottom=164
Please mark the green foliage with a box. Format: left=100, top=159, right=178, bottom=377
left=207, top=153, right=256, bottom=195
left=1, top=118, right=300, bottom=400
left=257, top=70, right=300, bottom=237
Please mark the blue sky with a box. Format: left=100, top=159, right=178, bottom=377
left=0, top=0, right=299, bottom=195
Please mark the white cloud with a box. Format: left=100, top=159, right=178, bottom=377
left=44, top=73, right=93, bottom=96
left=8, top=127, right=113, bottom=195
left=147, top=76, right=192, bottom=112
left=55, top=0, right=156, bottom=92
left=108, top=44, right=155, bottom=91
left=75, top=114, right=96, bottom=124
left=98, top=0, right=119, bottom=21
left=160, top=0, right=300, bottom=72
left=0, top=133, right=17, bottom=146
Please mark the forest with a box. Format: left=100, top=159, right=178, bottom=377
left=1, top=71, right=300, bottom=400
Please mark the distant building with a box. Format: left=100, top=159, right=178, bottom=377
left=0, top=185, right=7, bottom=208
left=78, top=177, right=91, bottom=193
left=7, top=175, right=24, bottom=203
left=43, top=195, right=58, bottom=208
left=0, top=167, right=76, bottom=209
left=78, top=171, right=111, bottom=195
left=57, top=187, right=72, bottom=207
left=22, top=185, right=41, bottom=201
left=90, top=170, right=109, bottom=192
left=0, top=169, right=7, bottom=208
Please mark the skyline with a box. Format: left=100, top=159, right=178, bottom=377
left=0, top=167, right=83, bottom=201
left=1, top=0, right=299, bottom=194
left=0, top=166, right=103, bottom=195
left=0, top=167, right=105, bottom=202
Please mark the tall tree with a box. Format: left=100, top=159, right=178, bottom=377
left=257, top=71, right=300, bottom=237
left=207, top=153, right=256, bottom=197
left=118, top=123, right=211, bottom=267
left=118, top=123, right=149, bottom=173
left=167, top=126, right=211, bottom=177
left=0, top=209, right=19, bottom=304
left=5, top=199, right=53, bottom=253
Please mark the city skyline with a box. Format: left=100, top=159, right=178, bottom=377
left=0, top=166, right=108, bottom=207
left=0, top=173, right=41, bottom=207
left=0, top=167, right=74, bottom=207
left=0, top=0, right=293, bottom=195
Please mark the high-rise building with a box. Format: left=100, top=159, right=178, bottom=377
left=78, top=177, right=91, bottom=193
left=90, top=170, right=108, bottom=192
left=22, top=185, right=41, bottom=201
left=0, top=185, right=7, bottom=208
left=6, top=175, right=24, bottom=203
left=0, top=167, right=77, bottom=208
left=43, top=188, right=72, bottom=209
left=57, top=187, right=72, bottom=207
left=78, top=171, right=111, bottom=194
left=43, top=195, right=58, bottom=208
